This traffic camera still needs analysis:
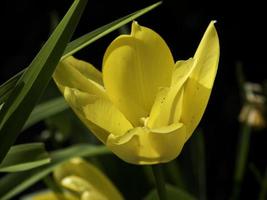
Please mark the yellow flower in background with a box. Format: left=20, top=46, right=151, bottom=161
left=31, top=192, right=76, bottom=200
left=53, top=21, right=219, bottom=164
left=30, top=158, right=123, bottom=200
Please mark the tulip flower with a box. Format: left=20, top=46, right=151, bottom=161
left=53, top=21, right=219, bottom=164
left=30, top=158, right=123, bottom=200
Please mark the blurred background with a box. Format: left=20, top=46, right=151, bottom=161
left=1, top=0, right=266, bottom=199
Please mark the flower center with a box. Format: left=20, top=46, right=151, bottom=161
left=139, top=116, right=149, bottom=127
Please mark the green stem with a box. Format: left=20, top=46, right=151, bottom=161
left=165, top=161, right=184, bottom=189
left=231, top=123, right=251, bottom=200
left=152, top=164, right=167, bottom=200
left=143, top=165, right=155, bottom=187
left=196, top=132, right=207, bottom=200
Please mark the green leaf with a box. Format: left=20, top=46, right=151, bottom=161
left=0, top=0, right=88, bottom=162
left=164, top=160, right=185, bottom=189
left=231, top=123, right=251, bottom=200
left=189, top=131, right=207, bottom=200
left=0, top=144, right=110, bottom=200
left=145, top=184, right=197, bottom=200
left=0, top=71, right=24, bottom=105
left=0, top=143, right=50, bottom=173
left=23, top=97, right=68, bottom=131
left=0, top=1, right=162, bottom=105
left=62, top=1, right=162, bottom=59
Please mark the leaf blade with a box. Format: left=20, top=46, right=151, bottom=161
left=0, top=143, right=50, bottom=172
left=0, top=70, right=24, bottom=105
left=145, top=184, right=197, bottom=200
left=0, top=144, right=110, bottom=200
left=23, top=97, right=68, bottom=131
left=62, top=1, right=162, bottom=59
left=0, top=0, right=88, bottom=162
left=0, top=1, right=162, bottom=106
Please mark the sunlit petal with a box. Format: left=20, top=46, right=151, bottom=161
left=65, top=56, right=103, bottom=85
left=103, top=21, right=175, bottom=126
left=83, top=98, right=133, bottom=137
left=191, top=21, right=219, bottom=88
left=107, top=123, right=186, bottom=164
left=53, top=56, right=107, bottom=98
left=148, top=59, right=195, bottom=128
left=63, top=87, right=110, bottom=143
left=181, top=21, right=219, bottom=140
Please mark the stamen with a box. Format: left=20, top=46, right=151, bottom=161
left=139, top=117, right=149, bottom=127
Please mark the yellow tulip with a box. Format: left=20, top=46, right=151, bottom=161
left=53, top=157, right=123, bottom=200
left=53, top=21, right=219, bottom=164
left=30, top=158, right=123, bottom=200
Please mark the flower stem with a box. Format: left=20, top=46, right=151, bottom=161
left=231, top=123, right=251, bottom=200
left=152, top=164, right=167, bottom=200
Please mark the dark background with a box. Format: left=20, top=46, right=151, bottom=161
left=1, top=0, right=266, bottom=199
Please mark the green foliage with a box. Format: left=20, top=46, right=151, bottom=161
left=0, top=0, right=88, bottom=162
left=0, top=1, right=246, bottom=200
left=0, top=1, right=162, bottom=164
left=0, top=144, right=110, bottom=200
left=0, top=1, right=162, bottom=106
left=23, top=97, right=68, bottom=131
left=0, top=143, right=50, bottom=172
left=145, top=184, right=197, bottom=200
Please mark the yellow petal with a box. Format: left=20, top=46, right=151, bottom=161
left=103, top=21, right=175, bottom=126
left=171, top=58, right=195, bottom=86
left=61, top=176, right=109, bottom=200
left=31, top=192, right=58, bottom=200
left=63, top=87, right=110, bottom=143
left=53, top=56, right=111, bottom=143
left=147, top=87, right=170, bottom=128
left=191, top=21, right=220, bottom=88
left=83, top=97, right=133, bottom=137
left=106, top=123, right=186, bottom=164
left=53, top=56, right=106, bottom=99
left=31, top=191, right=77, bottom=200
left=148, top=59, right=195, bottom=128
left=54, top=158, right=124, bottom=200
left=181, top=21, right=219, bottom=140
left=65, top=56, right=103, bottom=85
left=61, top=175, right=91, bottom=193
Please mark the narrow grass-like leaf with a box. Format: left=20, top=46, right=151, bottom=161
left=145, top=184, right=197, bottom=200
left=0, top=1, right=162, bottom=105
left=23, top=97, right=68, bottom=131
left=231, top=124, right=251, bottom=200
left=164, top=160, right=185, bottom=189
left=249, top=163, right=263, bottom=185
left=0, top=144, right=110, bottom=200
left=189, top=131, right=207, bottom=200
left=0, top=0, right=87, bottom=162
left=151, top=165, right=167, bottom=200
left=62, top=1, right=162, bottom=59
left=0, top=143, right=50, bottom=173
left=0, top=71, right=23, bottom=105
